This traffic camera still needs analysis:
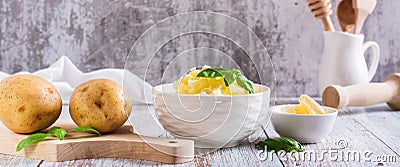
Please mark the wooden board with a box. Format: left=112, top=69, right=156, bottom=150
left=0, top=122, right=194, bottom=164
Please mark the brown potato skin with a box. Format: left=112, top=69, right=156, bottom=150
left=69, top=79, right=132, bottom=133
left=0, top=74, right=62, bottom=133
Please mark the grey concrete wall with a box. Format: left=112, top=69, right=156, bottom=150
left=0, top=0, right=399, bottom=97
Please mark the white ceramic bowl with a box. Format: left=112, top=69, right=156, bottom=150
left=271, top=105, right=338, bottom=143
left=153, top=83, right=271, bottom=148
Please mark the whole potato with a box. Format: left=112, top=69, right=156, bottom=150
left=69, top=79, right=132, bottom=133
left=0, top=74, right=62, bottom=133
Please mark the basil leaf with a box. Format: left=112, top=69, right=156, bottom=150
left=16, top=126, right=101, bottom=152
left=214, top=68, right=237, bottom=86
left=48, top=126, right=67, bottom=140
left=235, top=75, right=255, bottom=94
left=197, top=68, right=233, bottom=86
left=16, top=133, right=49, bottom=152
left=255, top=138, right=304, bottom=152
left=68, top=126, right=101, bottom=136
left=196, top=68, right=224, bottom=78
left=196, top=67, right=255, bottom=94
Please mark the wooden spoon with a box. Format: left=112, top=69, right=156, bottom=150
left=307, top=0, right=336, bottom=32
left=353, top=0, right=377, bottom=34
left=337, top=0, right=355, bottom=32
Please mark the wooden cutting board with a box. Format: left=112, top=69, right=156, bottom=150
left=0, top=122, right=194, bottom=164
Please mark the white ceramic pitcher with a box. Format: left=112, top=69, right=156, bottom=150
left=318, top=32, right=380, bottom=94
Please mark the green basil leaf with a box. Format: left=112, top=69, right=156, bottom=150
left=16, top=126, right=101, bottom=152
left=196, top=68, right=224, bottom=78
left=197, top=68, right=232, bottom=86
left=196, top=68, right=255, bottom=94
left=68, top=126, right=101, bottom=136
left=255, top=138, right=304, bottom=152
left=16, top=133, right=49, bottom=152
left=217, top=69, right=237, bottom=86
left=47, top=126, right=67, bottom=140
left=235, top=75, right=255, bottom=94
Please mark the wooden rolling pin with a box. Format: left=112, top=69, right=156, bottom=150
left=307, top=0, right=336, bottom=32
left=322, top=73, right=400, bottom=109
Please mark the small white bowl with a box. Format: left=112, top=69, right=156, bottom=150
left=271, top=105, right=338, bottom=143
left=153, top=83, right=271, bottom=148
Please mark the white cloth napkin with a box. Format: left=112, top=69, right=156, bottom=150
left=0, top=56, right=153, bottom=105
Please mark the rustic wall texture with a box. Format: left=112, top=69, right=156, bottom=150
left=0, top=0, right=399, bottom=97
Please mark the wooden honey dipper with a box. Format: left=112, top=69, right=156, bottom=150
left=307, top=0, right=336, bottom=32
left=322, top=73, right=400, bottom=110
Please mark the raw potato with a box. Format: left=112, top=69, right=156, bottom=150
left=0, top=74, right=62, bottom=133
left=69, top=79, right=133, bottom=133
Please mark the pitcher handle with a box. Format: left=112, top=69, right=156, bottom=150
left=363, top=41, right=380, bottom=82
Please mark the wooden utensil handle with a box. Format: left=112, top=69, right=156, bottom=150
left=354, top=9, right=368, bottom=34
left=322, top=16, right=335, bottom=32
left=307, top=0, right=335, bottom=32
left=323, top=82, right=396, bottom=109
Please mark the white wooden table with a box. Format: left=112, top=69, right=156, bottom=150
left=1, top=98, right=399, bottom=166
